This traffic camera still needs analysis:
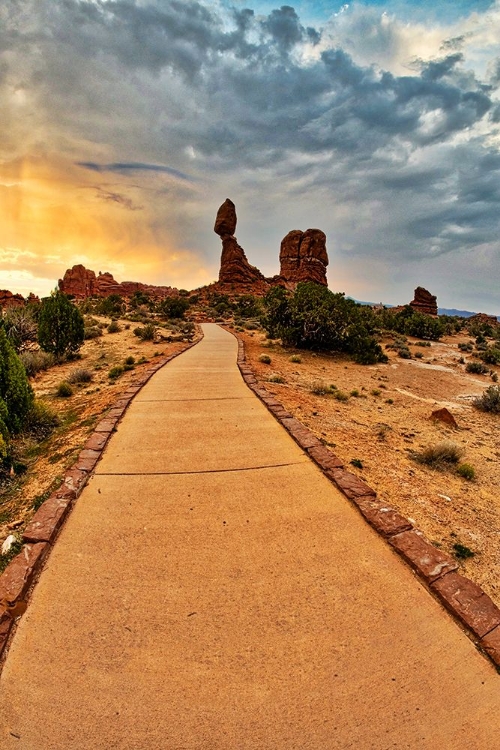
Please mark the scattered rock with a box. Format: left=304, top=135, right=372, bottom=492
left=430, top=407, right=458, bottom=428
left=1, top=535, right=17, bottom=555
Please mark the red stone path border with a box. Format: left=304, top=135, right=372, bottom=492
left=0, top=332, right=203, bottom=666
left=233, top=333, right=500, bottom=671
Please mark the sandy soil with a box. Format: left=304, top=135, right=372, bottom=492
left=237, top=327, right=500, bottom=606
left=0, top=318, right=196, bottom=548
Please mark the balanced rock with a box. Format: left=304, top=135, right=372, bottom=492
left=214, top=200, right=266, bottom=288
left=409, top=287, right=438, bottom=316
left=214, top=199, right=237, bottom=237
left=279, top=228, right=328, bottom=288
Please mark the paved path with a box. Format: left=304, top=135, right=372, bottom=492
left=1, top=324, right=499, bottom=749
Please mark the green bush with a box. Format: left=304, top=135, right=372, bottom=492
left=262, top=283, right=387, bottom=364
left=473, top=385, right=500, bottom=413
left=159, top=296, right=190, bottom=319
left=125, top=356, right=135, bottom=365
left=84, top=326, right=103, bottom=339
left=38, top=292, right=84, bottom=358
left=479, top=348, right=500, bottom=365
left=0, top=326, right=34, bottom=433
left=267, top=374, right=285, bottom=383
left=56, top=381, right=73, bottom=397
left=259, top=354, right=271, bottom=364
left=108, top=365, right=124, bottom=379
left=465, top=361, right=489, bottom=374
left=457, top=463, right=475, bottom=480
left=289, top=355, right=302, bottom=363
left=452, top=543, right=475, bottom=560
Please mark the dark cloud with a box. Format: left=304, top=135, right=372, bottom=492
left=76, top=162, right=194, bottom=181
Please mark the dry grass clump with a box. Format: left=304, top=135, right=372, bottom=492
left=413, top=441, right=463, bottom=468
left=67, top=367, right=93, bottom=384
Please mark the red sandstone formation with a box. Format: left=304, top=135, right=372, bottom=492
left=58, top=265, right=176, bottom=300
left=214, top=199, right=267, bottom=291
left=0, top=290, right=27, bottom=309
left=278, top=228, right=328, bottom=288
left=409, top=287, right=438, bottom=316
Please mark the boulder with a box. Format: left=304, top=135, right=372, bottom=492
left=430, top=408, right=458, bottom=429
left=409, top=287, right=438, bottom=316
left=214, top=198, right=237, bottom=237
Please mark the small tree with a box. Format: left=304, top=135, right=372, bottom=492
left=38, top=291, right=84, bottom=358
left=0, top=325, right=33, bottom=433
left=159, top=296, right=190, bottom=319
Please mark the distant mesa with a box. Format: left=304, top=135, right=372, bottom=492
left=58, top=264, right=176, bottom=300
left=213, top=198, right=328, bottom=293
left=409, top=286, right=438, bottom=316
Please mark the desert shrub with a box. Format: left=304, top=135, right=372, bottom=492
left=478, top=348, right=500, bottom=365
left=245, top=321, right=260, bottom=330
left=377, top=306, right=444, bottom=340
left=234, top=295, right=263, bottom=319
left=458, top=342, right=473, bottom=352
left=289, top=355, right=302, bottom=363
left=332, top=390, right=349, bottom=402
left=108, top=365, right=124, bottom=379
left=107, top=320, right=121, bottom=333
left=56, top=381, right=73, bottom=398
left=24, top=399, right=60, bottom=439
left=350, top=389, right=360, bottom=397
left=267, top=374, right=285, bottom=383
left=415, top=341, right=431, bottom=347
left=452, top=543, right=475, bottom=560
left=38, top=292, right=84, bottom=358
left=125, top=356, right=135, bottom=365
left=20, top=350, right=55, bottom=377
left=310, top=380, right=329, bottom=395
left=457, top=463, right=475, bottom=480
left=159, top=296, right=190, bottom=319
left=94, top=294, right=125, bottom=317
left=68, top=367, right=93, bottom=384
left=3, top=306, right=38, bottom=352
left=492, top=373, right=498, bottom=382
left=413, top=441, right=463, bottom=468
left=0, top=326, right=34, bottom=433
left=414, top=351, right=423, bottom=358
left=134, top=323, right=156, bottom=341
left=259, top=354, right=271, bottom=364
left=84, top=326, right=102, bottom=339
left=473, top=385, right=500, bottom=413
left=371, top=389, right=381, bottom=396
left=465, top=361, right=489, bottom=374
left=350, top=458, right=363, bottom=469
left=262, top=283, right=387, bottom=364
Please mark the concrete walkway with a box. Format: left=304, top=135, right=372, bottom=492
left=1, top=324, right=499, bottom=749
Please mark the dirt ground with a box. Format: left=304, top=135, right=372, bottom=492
left=236, top=327, right=500, bottom=606
left=0, top=318, right=196, bottom=554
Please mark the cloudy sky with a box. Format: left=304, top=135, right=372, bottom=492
left=1, top=0, right=500, bottom=313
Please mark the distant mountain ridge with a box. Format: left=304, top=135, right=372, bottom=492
left=349, top=297, right=500, bottom=321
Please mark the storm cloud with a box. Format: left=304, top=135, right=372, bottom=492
left=1, top=0, right=500, bottom=311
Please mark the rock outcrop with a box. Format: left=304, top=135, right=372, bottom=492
left=409, top=287, right=438, bottom=316
left=278, top=228, right=328, bottom=288
left=58, top=265, right=176, bottom=300
left=214, top=199, right=267, bottom=291
left=0, top=290, right=29, bottom=309
left=468, top=312, right=499, bottom=326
